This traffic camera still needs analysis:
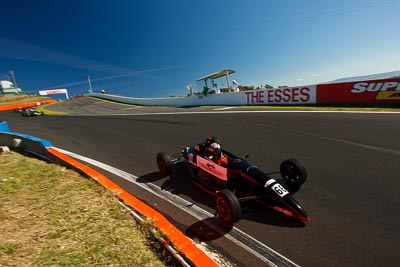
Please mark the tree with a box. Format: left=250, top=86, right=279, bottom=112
left=238, top=85, right=254, bottom=91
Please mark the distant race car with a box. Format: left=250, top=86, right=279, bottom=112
left=21, top=108, right=44, bottom=117
left=156, top=136, right=310, bottom=224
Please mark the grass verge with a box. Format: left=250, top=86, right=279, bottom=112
left=0, top=151, right=173, bottom=266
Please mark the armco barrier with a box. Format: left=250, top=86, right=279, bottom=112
left=0, top=121, right=219, bottom=267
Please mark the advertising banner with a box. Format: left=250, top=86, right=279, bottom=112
left=244, top=85, right=317, bottom=105
left=39, top=88, right=69, bottom=99
left=316, top=78, right=400, bottom=104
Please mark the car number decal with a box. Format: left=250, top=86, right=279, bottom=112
left=271, top=183, right=289, bottom=197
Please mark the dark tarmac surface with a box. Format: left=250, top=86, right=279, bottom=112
left=1, top=97, right=400, bottom=266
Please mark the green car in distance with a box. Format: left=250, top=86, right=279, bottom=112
left=22, top=108, right=44, bottom=117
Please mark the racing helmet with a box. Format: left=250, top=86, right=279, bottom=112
left=206, top=136, right=216, bottom=145
left=206, top=136, right=221, bottom=145
left=208, top=142, right=222, bottom=159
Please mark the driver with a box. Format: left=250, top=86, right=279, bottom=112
left=206, top=141, right=228, bottom=165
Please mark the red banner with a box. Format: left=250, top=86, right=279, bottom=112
left=316, top=77, right=400, bottom=104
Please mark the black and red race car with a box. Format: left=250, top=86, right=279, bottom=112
left=156, top=137, right=310, bottom=224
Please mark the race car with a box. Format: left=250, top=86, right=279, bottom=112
left=21, top=108, right=44, bottom=117
left=156, top=136, right=310, bottom=224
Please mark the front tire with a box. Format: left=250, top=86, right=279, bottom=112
left=156, top=152, right=173, bottom=177
left=215, top=189, right=241, bottom=224
left=280, top=159, right=307, bottom=194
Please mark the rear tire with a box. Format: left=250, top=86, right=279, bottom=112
left=215, top=189, right=241, bottom=224
left=156, top=152, right=173, bottom=177
left=280, top=159, right=307, bottom=194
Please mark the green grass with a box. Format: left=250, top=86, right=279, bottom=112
left=0, top=152, right=173, bottom=266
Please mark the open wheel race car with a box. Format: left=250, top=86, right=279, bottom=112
left=156, top=137, right=310, bottom=224
left=21, top=108, right=44, bottom=117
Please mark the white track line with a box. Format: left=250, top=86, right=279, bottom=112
left=213, top=107, right=238, bottom=111
left=64, top=109, right=400, bottom=117
left=121, top=107, right=141, bottom=110
left=256, top=123, right=400, bottom=156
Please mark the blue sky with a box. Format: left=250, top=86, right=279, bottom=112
left=1, top=0, right=399, bottom=98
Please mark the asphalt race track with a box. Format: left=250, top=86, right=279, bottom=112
left=1, top=97, right=400, bottom=266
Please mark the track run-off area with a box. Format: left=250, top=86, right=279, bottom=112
left=2, top=97, right=399, bottom=266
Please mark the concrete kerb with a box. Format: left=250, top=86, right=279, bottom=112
left=0, top=121, right=219, bottom=267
